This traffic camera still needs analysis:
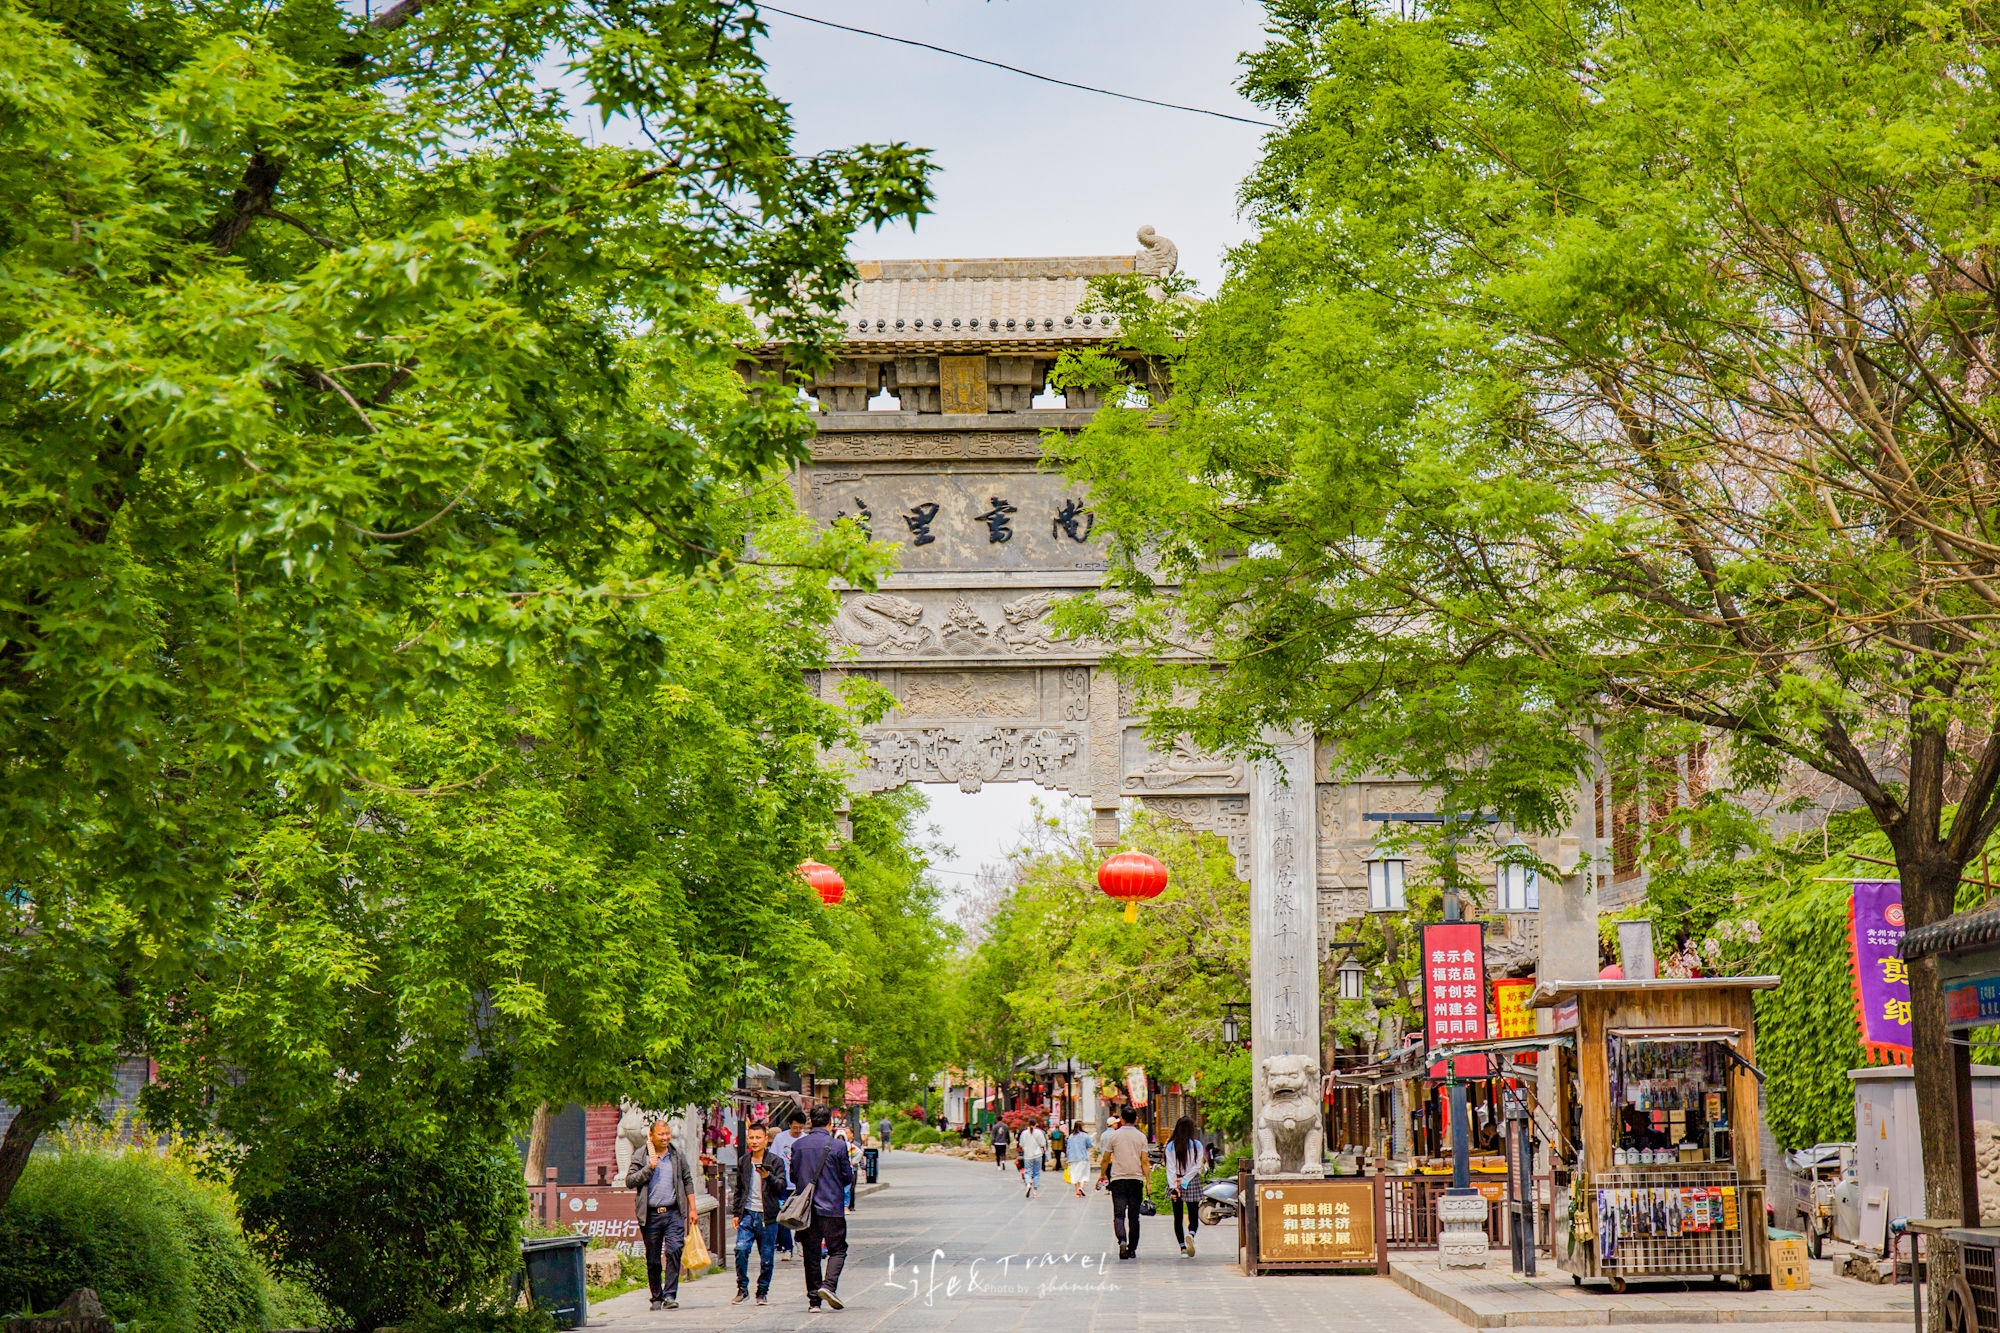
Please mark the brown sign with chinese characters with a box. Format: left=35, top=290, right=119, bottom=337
left=1256, top=1180, right=1378, bottom=1266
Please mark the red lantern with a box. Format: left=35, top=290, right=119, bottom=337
left=800, top=860, right=845, bottom=907
left=1097, top=850, right=1168, bottom=923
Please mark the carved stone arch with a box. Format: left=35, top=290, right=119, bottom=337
left=767, top=243, right=1459, bottom=1173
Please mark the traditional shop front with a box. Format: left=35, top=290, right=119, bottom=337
left=1530, top=976, right=1777, bottom=1292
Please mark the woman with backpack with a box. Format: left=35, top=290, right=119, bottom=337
left=1165, top=1116, right=1208, bottom=1258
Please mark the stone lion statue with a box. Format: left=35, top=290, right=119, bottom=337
left=1255, top=1052, right=1324, bottom=1176
left=613, top=1101, right=650, bottom=1179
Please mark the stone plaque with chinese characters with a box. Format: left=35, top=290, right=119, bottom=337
left=938, top=355, right=988, bottom=414
left=1256, top=1181, right=1376, bottom=1265
left=803, top=464, right=1099, bottom=574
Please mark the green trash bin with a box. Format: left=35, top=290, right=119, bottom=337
left=520, top=1235, right=588, bottom=1330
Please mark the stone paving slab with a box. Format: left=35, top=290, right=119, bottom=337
left=584, top=1152, right=1905, bottom=1332
left=1390, top=1252, right=1913, bottom=1327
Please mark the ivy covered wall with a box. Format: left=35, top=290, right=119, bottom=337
left=1752, top=830, right=1994, bottom=1150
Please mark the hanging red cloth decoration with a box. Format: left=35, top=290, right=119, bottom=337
left=1097, top=850, right=1168, bottom=923
left=800, top=860, right=845, bottom=906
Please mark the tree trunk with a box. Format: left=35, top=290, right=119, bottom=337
left=522, top=1101, right=551, bottom=1186
left=1906, top=864, right=1978, bottom=1328
left=0, top=1086, right=64, bottom=1211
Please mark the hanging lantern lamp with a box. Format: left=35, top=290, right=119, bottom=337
left=1097, top=850, right=1168, bottom=923
left=800, top=860, right=845, bottom=907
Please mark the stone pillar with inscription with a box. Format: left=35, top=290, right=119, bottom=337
left=1250, top=729, right=1325, bottom=1178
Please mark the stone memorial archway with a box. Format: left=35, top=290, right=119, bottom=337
left=753, top=233, right=1557, bottom=1174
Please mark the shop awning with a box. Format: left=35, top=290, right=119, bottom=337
left=1606, top=1025, right=1742, bottom=1042
left=1322, top=1034, right=1575, bottom=1090
left=1607, top=1026, right=1767, bottom=1082
left=1428, top=1033, right=1576, bottom=1061
left=1419, top=1033, right=1575, bottom=1075
left=1527, top=976, right=1780, bottom=1008
left=1903, top=900, right=2000, bottom=960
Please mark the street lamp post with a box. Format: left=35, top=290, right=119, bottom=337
left=1325, top=937, right=1368, bottom=1002
left=1364, top=841, right=1408, bottom=912
left=1495, top=834, right=1540, bottom=912
left=1220, top=1001, right=1248, bottom=1049
left=1364, top=806, right=1499, bottom=1235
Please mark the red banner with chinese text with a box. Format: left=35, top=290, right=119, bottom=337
left=1423, top=923, right=1489, bottom=1078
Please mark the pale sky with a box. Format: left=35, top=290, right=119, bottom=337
left=756, top=0, right=1275, bottom=292
left=757, top=1, right=1273, bottom=892
left=756, top=2, right=1273, bottom=893
left=913, top=783, right=1086, bottom=914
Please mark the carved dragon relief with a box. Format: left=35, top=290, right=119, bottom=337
left=831, top=591, right=1081, bottom=658
left=857, top=725, right=1085, bottom=794
left=837, top=593, right=936, bottom=653
left=995, top=593, right=1059, bottom=653
left=1130, top=735, right=1246, bottom=791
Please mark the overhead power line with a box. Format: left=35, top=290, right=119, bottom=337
left=758, top=5, right=1281, bottom=130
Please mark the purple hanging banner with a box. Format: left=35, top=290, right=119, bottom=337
left=1850, top=880, right=1912, bottom=1062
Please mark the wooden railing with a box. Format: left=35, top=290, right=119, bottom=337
left=1383, top=1174, right=1551, bottom=1251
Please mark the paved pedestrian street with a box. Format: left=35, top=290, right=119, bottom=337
left=589, top=1152, right=1892, bottom=1332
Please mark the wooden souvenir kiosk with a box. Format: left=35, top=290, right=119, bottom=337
left=1531, top=976, right=1778, bottom=1291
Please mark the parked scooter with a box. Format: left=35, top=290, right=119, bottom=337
left=1197, top=1176, right=1241, bottom=1228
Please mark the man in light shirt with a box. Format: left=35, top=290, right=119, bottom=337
left=1098, top=1105, right=1151, bottom=1259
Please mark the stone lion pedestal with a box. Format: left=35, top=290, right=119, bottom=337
left=1436, top=1189, right=1492, bottom=1269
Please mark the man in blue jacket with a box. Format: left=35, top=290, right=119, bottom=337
left=789, top=1104, right=856, bottom=1311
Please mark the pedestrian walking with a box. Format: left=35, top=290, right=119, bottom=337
left=1166, top=1116, right=1208, bottom=1258
left=790, top=1104, right=856, bottom=1312
left=834, top=1124, right=858, bottom=1211
left=625, top=1118, right=697, bottom=1311
left=1066, top=1120, right=1094, bottom=1198
left=1017, top=1119, right=1048, bottom=1198
left=730, top=1122, right=789, bottom=1306
left=990, top=1117, right=1011, bottom=1170
left=1099, top=1105, right=1151, bottom=1260
left=878, top=1114, right=893, bottom=1152
left=770, top=1112, right=804, bottom=1262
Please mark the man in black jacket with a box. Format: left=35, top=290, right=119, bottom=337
left=626, top=1118, right=697, bottom=1311
left=790, top=1104, right=856, bottom=1311
left=729, top=1122, right=789, bottom=1306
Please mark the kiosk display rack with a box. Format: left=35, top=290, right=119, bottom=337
left=1532, top=976, right=1779, bottom=1293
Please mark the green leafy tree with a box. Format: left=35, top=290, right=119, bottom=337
left=1054, top=0, right=2000, bottom=1234
left=958, top=810, right=1247, bottom=1095
left=236, top=1107, right=529, bottom=1333
left=0, top=0, right=928, bottom=1205
left=142, top=552, right=863, bottom=1162
left=780, top=789, right=961, bottom=1111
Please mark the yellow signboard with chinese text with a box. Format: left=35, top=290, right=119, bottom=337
left=1256, top=1181, right=1377, bottom=1266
